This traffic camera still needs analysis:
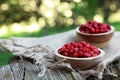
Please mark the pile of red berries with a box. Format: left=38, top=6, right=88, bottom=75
left=58, top=41, right=100, bottom=58
left=79, top=20, right=111, bottom=34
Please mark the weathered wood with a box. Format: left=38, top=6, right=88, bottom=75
left=0, top=60, right=76, bottom=80
left=0, top=30, right=120, bottom=80
left=1, top=57, right=120, bottom=80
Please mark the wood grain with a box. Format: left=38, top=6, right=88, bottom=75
left=0, top=30, right=120, bottom=80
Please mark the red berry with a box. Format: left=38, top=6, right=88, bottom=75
left=74, top=47, right=79, bottom=52
left=63, top=52, right=68, bottom=56
left=90, top=28, right=95, bottom=33
left=58, top=49, right=62, bottom=54
left=70, top=41, right=76, bottom=45
left=78, top=51, right=83, bottom=56
left=84, top=52, right=91, bottom=57
left=78, top=43, right=83, bottom=48
left=92, top=53, right=98, bottom=57
left=90, top=51, right=94, bottom=56
left=69, top=49, right=74, bottom=53
left=80, top=20, right=111, bottom=34
left=58, top=41, right=100, bottom=58
left=85, top=48, right=90, bottom=52
left=73, top=52, right=79, bottom=57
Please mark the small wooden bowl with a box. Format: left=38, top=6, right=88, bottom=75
left=76, top=26, right=115, bottom=48
left=55, top=48, right=105, bottom=70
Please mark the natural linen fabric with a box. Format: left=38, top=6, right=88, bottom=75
left=0, top=30, right=120, bottom=79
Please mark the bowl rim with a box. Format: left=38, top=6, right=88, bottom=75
left=55, top=48, right=105, bottom=60
left=76, top=26, right=115, bottom=36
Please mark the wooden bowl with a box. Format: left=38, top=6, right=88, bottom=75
left=55, top=48, right=105, bottom=70
left=76, top=26, right=115, bottom=48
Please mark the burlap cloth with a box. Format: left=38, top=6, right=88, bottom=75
left=0, top=30, right=120, bottom=79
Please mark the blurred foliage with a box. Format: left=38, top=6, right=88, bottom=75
left=0, top=0, right=120, bottom=27
left=0, top=0, right=120, bottom=37
left=0, top=51, right=14, bottom=66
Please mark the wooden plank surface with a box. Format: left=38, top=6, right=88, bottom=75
left=0, top=57, right=120, bottom=80
left=0, top=60, right=76, bottom=80
left=0, top=30, right=120, bottom=80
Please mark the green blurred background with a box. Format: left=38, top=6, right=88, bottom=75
left=0, top=0, right=120, bottom=66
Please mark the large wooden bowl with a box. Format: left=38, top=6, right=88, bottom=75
left=76, top=26, right=115, bottom=48
left=55, top=48, right=105, bottom=70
